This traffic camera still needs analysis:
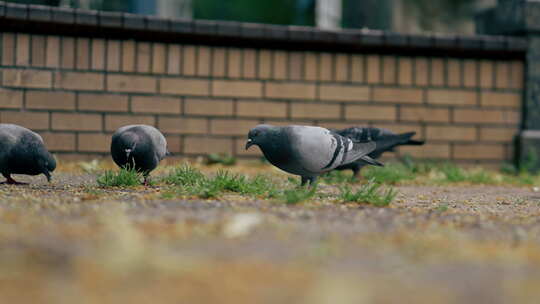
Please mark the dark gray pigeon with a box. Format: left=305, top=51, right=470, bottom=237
left=245, top=124, right=382, bottom=186
left=111, top=124, right=168, bottom=185
left=0, top=124, right=56, bottom=184
left=333, top=126, right=425, bottom=178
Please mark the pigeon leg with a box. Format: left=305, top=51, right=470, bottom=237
left=301, top=176, right=308, bottom=186
left=351, top=166, right=361, bottom=180
left=0, top=174, right=28, bottom=185
left=308, top=176, right=317, bottom=187
left=142, top=174, right=150, bottom=186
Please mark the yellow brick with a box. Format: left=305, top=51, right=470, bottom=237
left=182, top=45, right=196, bottom=75
left=212, top=80, right=262, bottom=98
left=2, top=69, right=52, bottom=88
left=319, top=53, right=333, bottom=81
left=447, top=59, right=461, bottom=87
left=76, top=38, right=90, bottom=70
left=258, top=50, right=272, bottom=79
left=152, top=43, right=166, bottom=74
left=91, top=38, right=105, bottom=70
left=430, top=58, right=444, bottom=86
left=52, top=113, right=102, bottom=131
left=228, top=48, right=242, bottom=78
left=399, top=144, right=450, bottom=159
left=54, top=72, right=104, bottom=91
left=16, top=34, right=30, bottom=66
left=105, top=114, right=155, bottom=131
left=131, top=96, right=181, bottom=114
left=212, top=47, right=226, bottom=77
left=78, top=93, right=129, bottom=112
left=210, top=119, right=259, bottom=135
left=480, top=92, right=521, bottom=108
left=495, top=61, right=510, bottom=89
left=0, top=88, right=23, bottom=109
left=108, top=74, right=156, bottom=93
left=454, top=109, right=509, bottom=124
left=289, top=52, right=304, bottom=81
left=463, top=60, right=478, bottom=88
left=237, top=101, right=287, bottom=118
left=26, top=91, right=76, bottom=110
left=480, top=60, right=494, bottom=89
left=400, top=107, right=449, bottom=123
left=398, top=57, right=413, bottom=86
left=426, top=126, right=476, bottom=141
left=106, top=40, right=120, bottom=71
left=265, top=82, right=316, bottom=100
left=273, top=51, right=288, bottom=80
left=0, top=111, right=49, bottom=130
left=184, top=99, right=234, bottom=116
left=304, top=52, right=318, bottom=81
left=61, top=37, right=75, bottom=69
left=345, top=105, right=396, bottom=121
left=373, top=87, right=423, bottom=104
left=510, top=61, right=524, bottom=90
left=427, top=89, right=477, bottom=106
left=136, top=42, right=151, bottom=73
left=335, top=54, right=349, bottom=82
left=415, top=57, right=429, bottom=86
left=453, top=144, right=505, bottom=160
left=2, top=33, right=15, bottom=65
left=41, top=132, right=76, bottom=151
left=382, top=56, right=396, bottom=84
left=121, top=40, right=135, bottom=72
left=197, top=46, right=211, bottom=76
left=158, top=117, right=208, bottom=134
left=479, top=127, right=518, bottom=142
left=242, top=49, right=257, bottom=79
left=31, top=35, right=46, bottom=67
left=78, top=133, right=109, bottom=152
left=291, top=103, right=341, bottom=119
left=319, top=84, right=370, bottom=102
left=351, top=55, right=364, bottom=83
left=160, top=78, right=209, bottom=96
left=183, top=137, right=233, bottom=155
left=167, top=44, right=181, bottom=75
left=366, top=55, right=380, bottom=84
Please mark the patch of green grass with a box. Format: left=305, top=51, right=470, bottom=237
left=282, top=185, right=318, bottom=205
left=339, top=180, right=397, bottom=207
left=161, top=165, right=277, bottom=199
left=97, top=168, right=143, bottom=187
left=206, top=153, right=237, bottom=166
left=363, top=162, right=415, bottom=185
left=439, top=163, right=467, bottom=183
left=321, top=171, right=354, bottom=184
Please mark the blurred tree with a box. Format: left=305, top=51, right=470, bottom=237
left=194, top=0, right=314, bottom=26
left=403, top=0, right=477, bottom=31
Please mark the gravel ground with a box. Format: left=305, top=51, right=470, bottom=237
left=1, top=169, right=540, bottom=304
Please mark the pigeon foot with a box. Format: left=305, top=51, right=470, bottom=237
left=1, top=176, right=28, bottom=185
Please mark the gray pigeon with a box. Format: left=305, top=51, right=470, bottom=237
left=0, top=124, right=56, bottom=184
left=333, top=126, right=425, bottom=178
left=111, top=124, right=168, bottom=185
left=245, top=124, right=382, bottom=186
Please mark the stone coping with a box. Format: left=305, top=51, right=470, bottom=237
left=0, top=1, right=527, bottom=58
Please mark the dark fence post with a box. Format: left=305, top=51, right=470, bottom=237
left=476, top=0, right=540, bottom=170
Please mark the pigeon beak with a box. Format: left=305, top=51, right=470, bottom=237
left=125, top=148, right=132, bottom=159
left=245, top=139, right=254, bottom=150
left=44, top=171, right=51, bottom=182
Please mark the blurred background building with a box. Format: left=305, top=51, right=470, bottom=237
left=5, top=0, right=497, bottom=34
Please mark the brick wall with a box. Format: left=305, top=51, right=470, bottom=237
left=0, top=4, right=526, bottom=165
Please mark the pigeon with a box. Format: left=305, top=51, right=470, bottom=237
left=245, top=124, right=382, bottom=186
left=333, top=126, right=425, bottom=178
left=0, top=124, right=56, bottom=184
left=110, top=125, right=168, bottom=185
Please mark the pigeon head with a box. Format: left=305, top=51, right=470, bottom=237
left=39, top=150, right=56, bottom=182
left=245, top=124, right=276, bottom=150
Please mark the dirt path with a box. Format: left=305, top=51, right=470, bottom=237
left=1, top=172, right=540, bottom=303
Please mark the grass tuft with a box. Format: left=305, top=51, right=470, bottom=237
left=206, top=153, right=237, bottom=166
left=282, top=185, right=318, bottom=205
left=363, top=162, right=416, bottom=185
left=97, top=168, right=143, bottom=187
left=339, top=179, right=397, bottom=207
